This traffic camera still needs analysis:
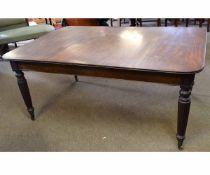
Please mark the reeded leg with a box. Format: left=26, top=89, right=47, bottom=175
left=11, top=62, right=35, bottom=120
left=16, top=71, right=35, bottom=120
left=176, top=75, right=194, bottom=150
left=74, top=75, right=78, bottom=82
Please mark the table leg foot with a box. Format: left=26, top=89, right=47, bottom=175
left=74, top=75, right=78, bottom=82
left=176, top=75, right=194, bottom=150
left=11, top=62, right=35, bottom=120
left=28, top=107, right=35, bottom=120
left=176, top=135, right=185, bottom=150
left=16, top=71, right=35, bottom=120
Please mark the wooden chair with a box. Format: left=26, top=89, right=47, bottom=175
left=165, top=18, right=180, bottom=27
left=137, top=18, right=161, bottom=27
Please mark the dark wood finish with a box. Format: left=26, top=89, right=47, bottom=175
left=10, top=62, right=35, bottom=120
left=45, top=18, right=48, bottom=24
left=25, top=18, right=29, bottom=26
left=15, top=61, right=183, bottom=85
left=3, top=27, right=207, bottom=74
left=74, top=75, right=78, bottom=82
left=207, top=19, right=210, bottom=32
left=186, top=18, right=189, bottom=27
left=44, top=18, right=52, bottom=25
left=177, top=74, right=194, bottom=149
left=49, top=18, right=52, bottom=25
left=110, top=18, right=113, bottom=27
left=64, top=18, right=99, bottom=26
left=165, top=19, right=168, bottom=26
left=119, top=18, right=121, bottom=27
left=0, top=44, right=9, bottom=57
left=130, top=18, right=137, bottom=26
left=199, top=19, right=203, bottom=27
left=174, top=19, right=179, bottom=27
left=157, top=18, right=161, bottom=26
left=3, top=27, right=207, bottom=149
left=137, top=18, right=142, bottom=27
left=165, top=19, right=179, bottom=27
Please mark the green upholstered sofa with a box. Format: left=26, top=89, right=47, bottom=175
left=0, top=18, right=54, bottom=56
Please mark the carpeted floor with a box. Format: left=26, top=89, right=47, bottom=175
left=0, top=28, right=210, bottom=152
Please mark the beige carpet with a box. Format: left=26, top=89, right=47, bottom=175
left=0, top=31, right=210, bottom=152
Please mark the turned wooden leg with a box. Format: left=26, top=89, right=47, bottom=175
left=10, top=62, right=35, bottom=120
left=177, top=75, right=194, bottom=150
left=74, top=75, right=78, bottom=82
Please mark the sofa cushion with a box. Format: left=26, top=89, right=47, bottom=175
left=0, top=18, right=26, bottom=27
left=0, top=24, right=54, bottom=45
left=0, top=18, right=27, bottom=32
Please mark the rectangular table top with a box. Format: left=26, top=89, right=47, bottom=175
left=3, top=26, right=207, bottom=74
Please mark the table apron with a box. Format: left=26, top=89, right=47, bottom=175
left=11, top=61, right=195, bottom=85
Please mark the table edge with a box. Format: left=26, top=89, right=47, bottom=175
left=3, top=59, right=203, bottom=75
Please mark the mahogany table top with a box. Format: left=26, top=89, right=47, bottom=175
left=3, top=26, right=207, bottom=74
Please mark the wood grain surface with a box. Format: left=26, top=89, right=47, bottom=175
left=3, top=27, right=207, bottom=73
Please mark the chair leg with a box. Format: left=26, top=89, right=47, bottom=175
left=45, top=18, right=48, bottom=24
left=194, top=19, right=196, bottom=25
left=14, top=42, right=17, bottom=48
left=110, top=18, right=113, bottom=27
left=137, top=18, right=142, bottom=27
left=74, top=75, right=78, bottom=82
left=49, top=18, right=52, bottom=25
left=185, top=18, right=189, bottom=27
left=174, top=19, right=179, bottom=27
left=207, top=19, right=210, bottom=32
left=199, top=19, right=203, bottom=27
left=130, top=18, right=136, bottom=26
left=157, top=18, right=161, bottom=26
left=119, top=18, right=121, bottom=27
left=165, top=19, right=168, bottom=26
